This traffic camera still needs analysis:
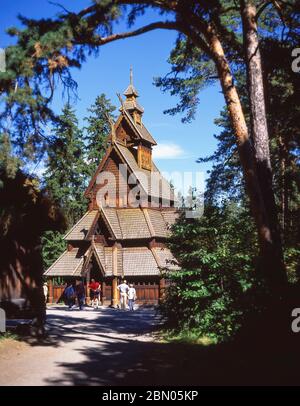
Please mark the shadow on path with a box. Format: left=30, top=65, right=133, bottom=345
left=17, top=305, right=300, bottom=386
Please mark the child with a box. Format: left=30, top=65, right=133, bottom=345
left=127, top=283, right=137, bottom=311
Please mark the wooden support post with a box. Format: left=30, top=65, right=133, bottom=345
left=159, top=278, right=165, bottom=303
left=111, top=243, right=119, bottom=307
left=112, top=276, right=118, bottom=308
left=86, top=269, right=91, bottom=306
left=48, top=278, right=53, bottom=304
left=102, top=280, right=106, bottom=305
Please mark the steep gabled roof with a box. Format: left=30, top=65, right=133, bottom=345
left=100, top=208, right=123, bottom=239
left=122, top=247, right=159, bottom=276
left=84, top=140, right=174, bottom=202
left=161, top=209, right=180, bottom=228
left=122, top=109, right=156, bottom=145
left=124, top=83, right=138, bottom=97
left=84, top=145, right=113, bottom=198
left=99, top=207, right=178, bottom=241
left=44, top=243, right=179, bottom=278
left=44, top=247, right=87, bottom=276
left=64, top=210, right=99, bottom=241
left=152, top=246, right=180, bottom=270
left=115, top=142, right=174, bottom=201
left=92, top=243, right=106, bottom=276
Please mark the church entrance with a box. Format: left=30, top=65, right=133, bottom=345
left=86, top=256, right=105, bottom=305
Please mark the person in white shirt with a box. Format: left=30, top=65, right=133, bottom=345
left=43, top=282, right=48, bottom=304
left=128, top=284, right=137, bottom=311
left=117, top=280, right=129, bottom=309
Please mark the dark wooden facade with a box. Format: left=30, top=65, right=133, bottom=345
left=0, top=170, right=64, bottom=320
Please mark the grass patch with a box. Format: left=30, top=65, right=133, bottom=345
left=161, top=328, right=216, bottom=346
left=0, top=331, right=19, bottom=342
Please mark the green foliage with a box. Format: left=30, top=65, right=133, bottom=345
left=41, top=230, right=66, bottom=270
left=285, top=247, right=300, bottom=284
left=0, top=332, right=19, bottom=341
left=161, top=204, right=259, bottom=343
left=0, top=133, right=21, bottom=180
left=44, top=103, right=88, bottom=227
left=84, top=93, right=116, bottom=176
left=154, top=36, right=217, bottom=123
left=197, top=107, right=245, bottom=204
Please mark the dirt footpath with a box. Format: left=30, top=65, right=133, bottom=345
left=1, top=305, right=299, bottom=386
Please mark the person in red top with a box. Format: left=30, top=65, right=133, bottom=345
left=89, top=279, right=101, bottom=309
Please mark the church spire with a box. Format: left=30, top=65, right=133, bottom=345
left=122, top=67, right=144, bottom=123
left=124, top=67, right=139, bottom=98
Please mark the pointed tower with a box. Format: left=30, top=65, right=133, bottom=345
left=122, top=67, right=144, bottom=125
left=44, top=71, right=179, bottom=307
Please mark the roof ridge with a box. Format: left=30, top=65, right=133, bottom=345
left=44, top=249, right=69, bottom=275
left=142, top=208, right=155, bottom=237
left=63, top=211, right=91, bottom=240
left=114, top=142, right=149, bottom=197
left=81, top=246, right=93, bottom=275
left=85, top=210, right=100, bottom=240
left=84, top=145, right=113, bottom=197
left=115, top=209, right=124, bottom=240
left=91, top=243, right=106, bottom=276
left=150, top=246, right=162, bottom=270
left=122, top=109, right=156, bottom=145
left=100, top=208, right=118, bottom=240
left=72, top=256, right=85, bottom=276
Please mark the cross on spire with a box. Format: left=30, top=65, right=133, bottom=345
left=130, top=66, right=133, bottom=86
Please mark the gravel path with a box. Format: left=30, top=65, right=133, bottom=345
left=0, top=305, right=171, bottom=386
left=1, top=305, right=298, bottom=386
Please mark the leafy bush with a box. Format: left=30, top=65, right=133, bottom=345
left=161, top=204, right=259, bottom=343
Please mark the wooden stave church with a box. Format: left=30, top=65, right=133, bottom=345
left=44, top=72, right=179, bottom=306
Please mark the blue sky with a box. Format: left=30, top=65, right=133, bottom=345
left=1, top=0, right=225, bottom=192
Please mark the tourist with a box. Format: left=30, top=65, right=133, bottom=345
left=117, top=280, right=129, bottom=310
left=75, top=280, right=85, bottom=310
left=89, top=278, right=101, bottom=309
left=128, top=283, right=137, bottom=311
left=64, top=282, right=76, bottom=309
left=43, top=282, right=48, bottom=304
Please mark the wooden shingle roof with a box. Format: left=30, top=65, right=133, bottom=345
left=101, top=208, right=122, bottom=239
left=93, top=243, right=106, bottom=274
left=44, top=243, right=178, bottom=278
left=147, top=209, right=169, bottom=237
left=161, top=209, right=180, bottom=228
left=44, top=248, right=86, bottom=277
left=153, top=247, right=180, bottom=270
left=100, top=207, right=178, bottom=240
left=116, top=142, right=173, bottom=201
left=64, top=210, right=99, bottom=241
left=123, top=99, right=144, bottom=114
left=122, top=247, right=159, bottom=276
left=115, top=208, right=150, bottom=239
left=122, top=109, right=155, bottom=144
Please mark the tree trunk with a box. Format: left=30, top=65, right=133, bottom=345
left=241, top=0, right=286, bottom=286
left=203, top=25, right=287, bottom=291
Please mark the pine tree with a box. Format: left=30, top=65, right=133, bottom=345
left=0, top=133, right=21, bottom=180
left=44, top=103, right=87, bottom=227
left=84, top=93, right=116, bottom=177
left=41, top=230, right=66, bottom=270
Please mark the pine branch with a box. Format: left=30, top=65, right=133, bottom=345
left=73, top=20, right=178, bottom=46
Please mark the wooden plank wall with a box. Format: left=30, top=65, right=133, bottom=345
left=50, top=281, right=159, bottom=305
